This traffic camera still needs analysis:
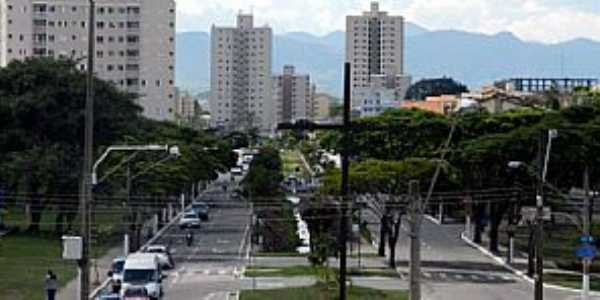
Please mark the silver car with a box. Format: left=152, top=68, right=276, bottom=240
left=178, top=211, right=201, bottom=229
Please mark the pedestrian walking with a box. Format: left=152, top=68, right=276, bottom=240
left=44, top=270, right=57, bottom=300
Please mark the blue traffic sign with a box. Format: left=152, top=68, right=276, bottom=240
left=576, top=245, right=598, bottom=259
left=580, top=235, right=595, bottom=244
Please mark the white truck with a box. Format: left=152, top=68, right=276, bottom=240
left=121, top=253, right=164, bottom=300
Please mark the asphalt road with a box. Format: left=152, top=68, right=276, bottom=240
left=150, top=173, right=252, bottom=300
left=392, top=217, right=600, bottom=300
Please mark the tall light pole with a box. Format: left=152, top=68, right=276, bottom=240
left=535, top=129, right=557, bottom=300
left=79, top=0, right=95, bottom=299
left=508, top=129, right=557, bottom=300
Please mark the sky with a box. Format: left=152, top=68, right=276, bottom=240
left=176, top=0, right=600, bottom=43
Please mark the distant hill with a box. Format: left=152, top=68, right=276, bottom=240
left=175, top=22, right=600, bottom=96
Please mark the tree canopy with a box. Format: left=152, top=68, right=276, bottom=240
left=405, top=77, right=469, bottom=100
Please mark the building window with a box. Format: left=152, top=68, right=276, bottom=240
left=96, top=36, right=104, bottom=43
left=127, top=6, right=140, bottom=14
left=155, top=80, right=161, bottom=87
left=127, top=21, right=140, bottom=29
left=126, top=49, right=139, bottom=57
left=126, top=78, right=139, bottom=86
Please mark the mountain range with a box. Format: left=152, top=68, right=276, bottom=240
left=176, top=23, right=600, bottom=97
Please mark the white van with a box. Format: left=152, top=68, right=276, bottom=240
left=121, top=253, right=163, bottom=300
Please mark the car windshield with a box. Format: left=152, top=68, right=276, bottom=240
left=123, top=269, right=155, bottom=283
left=193, top=204, right=208, bottom=210
left=124, top=288, right=148, bottom=296
left=184, top=213, right=197, bottom=219
left=112, top=261, right=125, bottom=273
left=146, top=248, right=165, bottom=253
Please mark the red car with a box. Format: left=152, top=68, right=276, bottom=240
left=122, top=286, right=150, bottom=300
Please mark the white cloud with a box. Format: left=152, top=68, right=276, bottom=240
left=174, top=0, right=600, bottom=43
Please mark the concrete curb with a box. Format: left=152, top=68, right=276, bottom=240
left=424, top=214, right=441, bottom=225
left=460, top=232, right=600, bottom=296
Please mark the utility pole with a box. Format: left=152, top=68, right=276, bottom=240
left=534, top=130, right=544, bottom=300
left=582, top=166, right=591, bottom=300
left=535, top=129, right=556, bottom=300
left=338, top=62, right=351, bottom=300
left=124, top=163, right=131, bottom=256
left=79, top=1, right=95, bottom=299
left=409, top=180, right=422, bottom=300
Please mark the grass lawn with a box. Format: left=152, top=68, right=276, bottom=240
left=348, top=268, right=400, bottom=278
left=245, top=265, right=337, bottom=278
left=281, top=150, right=310, bottom=178
left=255, top=251, right=308, bottom=257
left=245, top=266, right=400, bottom=279
left=0, top=234, right=77, bottom=300
left=0, top=205, right=125, bottom=300
left=240, top=283, right=408, bottom=300
left=504, top=224, right=600, bottom=271
left=545, top=273, right=600, bottom=291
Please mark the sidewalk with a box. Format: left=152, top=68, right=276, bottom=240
left=57, top=246, right=123, bottom=299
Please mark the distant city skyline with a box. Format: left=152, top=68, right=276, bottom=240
left=176, top=0, right=600, bottom=44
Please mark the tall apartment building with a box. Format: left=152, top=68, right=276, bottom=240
left=174, top=87, right=196, bottom=124
left=0, top=0, right=176, bottom=121
left=210, top=13, right=273, bottom=133
left=346, top=2, right=410, bottom=115
left=272, top=65, right=314, bottom=124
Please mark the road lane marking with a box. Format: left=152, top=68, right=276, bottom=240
left=239, top=224, right=251, bottom=259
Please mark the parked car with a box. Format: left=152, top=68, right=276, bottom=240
left=178, top=211, right=201, bottom=229
left=122, top=286, right=150, bottom=300
left=143, top=245, right=174, bottom=270
left=230, top=167, right=243, bottom=176
left=191, top=202, right=210, bottom=221
left=108, top=257, right=126, bottom=282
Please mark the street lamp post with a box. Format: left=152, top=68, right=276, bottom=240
left=92, top=144, right=179, bottom=254
left=508, top=129, right=557, bottom=300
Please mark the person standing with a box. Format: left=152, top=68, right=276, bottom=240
left=44, top=270, right=57, bottom=300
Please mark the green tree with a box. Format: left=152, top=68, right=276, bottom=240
left=406, top=77, right=469, bottom=100
left=0, top=57, right=141, bottom=232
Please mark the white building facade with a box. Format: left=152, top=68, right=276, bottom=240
left=210, top=13, right=273, bottom=134
left=0, top=0, right=176, bottom=121
left=346, top=2, right=410, bottom=116
left=272, top=65, right=314, bottom=125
